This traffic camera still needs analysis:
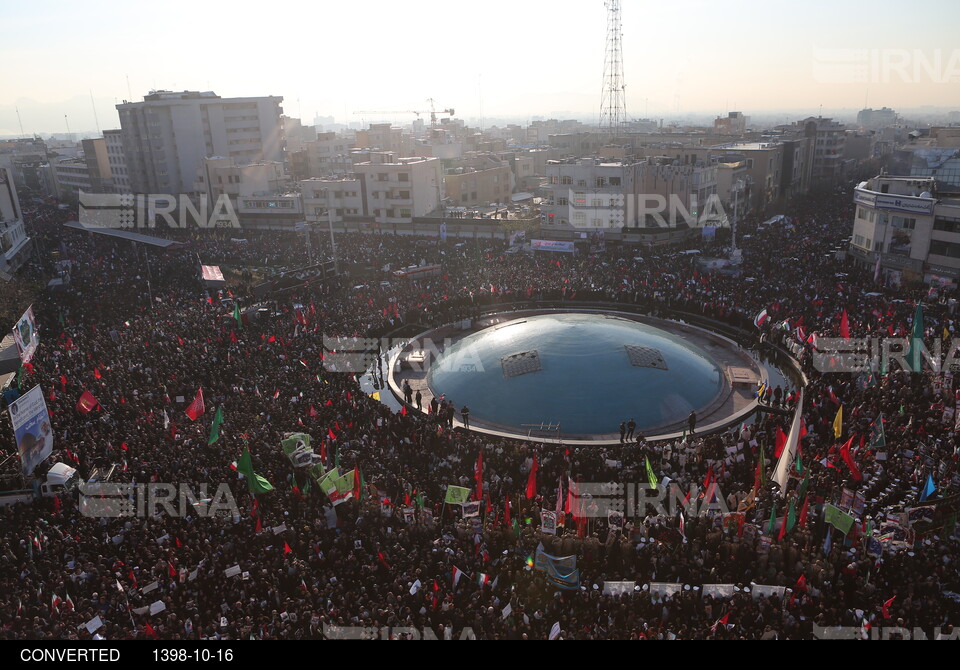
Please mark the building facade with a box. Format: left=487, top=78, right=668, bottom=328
left=116, top=90, right=284, bottom=195
left=848, top=175, right=960, bottom=286
left=354, top=153, right=441, bottom=225
left=0, top=167, right=31, bottom=275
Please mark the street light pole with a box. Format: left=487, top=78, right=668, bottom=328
left=328, top=206, right=339, bottom=276
left=730, top=179, right=744, bottom=263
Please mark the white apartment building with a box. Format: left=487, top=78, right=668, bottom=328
left=103, top=129, right=131, bottom=193
left=848, top=175, right=960, bottom=285
left=354, top=153, right=441, bottom=225
left=543, top=158, right=639, bottom=231
left=0, top=167, right=31, bottom=275
left=116, top=90, right=284, bottom=195
left=300, top=178, right=364, bottom=224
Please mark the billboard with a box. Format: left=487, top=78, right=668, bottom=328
left=9, top=385, right=53, bottom=477
left=530, top=239, right=576, bottom=253
left=12, top=306, right=39, bottom=364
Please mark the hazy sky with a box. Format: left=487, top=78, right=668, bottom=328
left=2, top=0, right=959, bottom=135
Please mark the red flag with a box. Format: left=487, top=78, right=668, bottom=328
left=798, top=494, right=810, bottom=528
left=76, top=390, right=99, bottom=414
left=128, top=569, right=138, bottom=589
left=94, top=368, right=101, bottom=380
left=283, top=542, right=293, bottom=555
left=168, top=561, right=176, bottom=577
left=778, top=503, right=789, bottom=541
left=774, top=428, right=788, bottom=459
left=710, top=613, right=729, bottom=634
left=185, top=388, right=205, bottom=421
left=882, top=596, right=896, bottom=619
left=400, top=405, right=407, bottom=417
left=840, top=310, right=851, bottom=339
left=144, top=623, right=159, bottom=639
left=308, top=405, right=318, bottom=418
left=60, top=375, right=67, bottom=392
left=839, top=436, right=862, bottom=481
left=504, top=494, right=512, bottom=526
left=328, top=428, right=337, bottom=441
left=526, top=454, right=538, bottom=499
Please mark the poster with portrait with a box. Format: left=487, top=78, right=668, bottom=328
left=9, top=386, right=53, bottom=477
left=12, top=306, right=39, bottom=364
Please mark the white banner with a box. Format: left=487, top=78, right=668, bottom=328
left=530, top=239, right=576, bottom=253
left=9, top=385, right=53, bottom=477
left=12, top=306, right=39, bottom=364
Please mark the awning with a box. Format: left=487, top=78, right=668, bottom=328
left=64, top=221, right=185, bottom=248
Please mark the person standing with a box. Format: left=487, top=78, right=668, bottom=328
left=688, top=411, right=697, bottom=435
left=461, top=405, right=470, bottom=429
left=619, top=422, right=626, bottom=444
left=626, top=418, right=636, bottom=442
left=415, top=389, right=423, bottom=411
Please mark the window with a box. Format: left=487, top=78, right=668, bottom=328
left=934, top=216, right=960, bottom=234
left=610, top=177, right=621, bottom=186
left=557, top=197, right=568, bottom=206
left=930, top=240, right=960, bottom=258
left=560, top=176, right=572, bottom=185
left=595, top=178, right=606, bottom=188
left=399, top=173, right=409, bottom=182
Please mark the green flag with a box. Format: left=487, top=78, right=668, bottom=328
left=58, top=312, right=66, bottom=330
left=645, top=456, right=658, bottom=490
left=869, top=415, right=886, bottom=450
left=786, top=499, right=797, bottom=533
left=824, top=504, right=855, bottom=535
left=334, top=447, right=340, bottom=470
left=233, top=301, right=243, bottom=329
left=768, top=502, right=777, bottom=535
left=208, top=406, right=224, bottom=445
left=416, top=491, right=424, bottom=511
left=236, top=448, right=274, bottom=494
left=444, top=485, right=471, bottom=506
left=359, top=468, right=366, bottom=504
left=909, top=303, right=924, bottom=372
left=795, top=454, right=805, bottom=476
left=798, top=473, right=811, bottom=500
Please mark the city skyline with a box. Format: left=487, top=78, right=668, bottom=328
left=2, top=0, right=959, bottom=136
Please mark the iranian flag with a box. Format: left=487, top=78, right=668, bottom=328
left=754, top=309, right=770, bottom=329
left=477, top=573, right=491, bottom=588
left=452, top=566, right=466, bottom=590
left=185, top=388, right=205, bottom=421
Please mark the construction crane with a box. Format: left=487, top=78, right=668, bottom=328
left=354, top=99, right=454, bottom=127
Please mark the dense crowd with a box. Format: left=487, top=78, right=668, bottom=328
left=1, top=185, right=959, bottom=640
